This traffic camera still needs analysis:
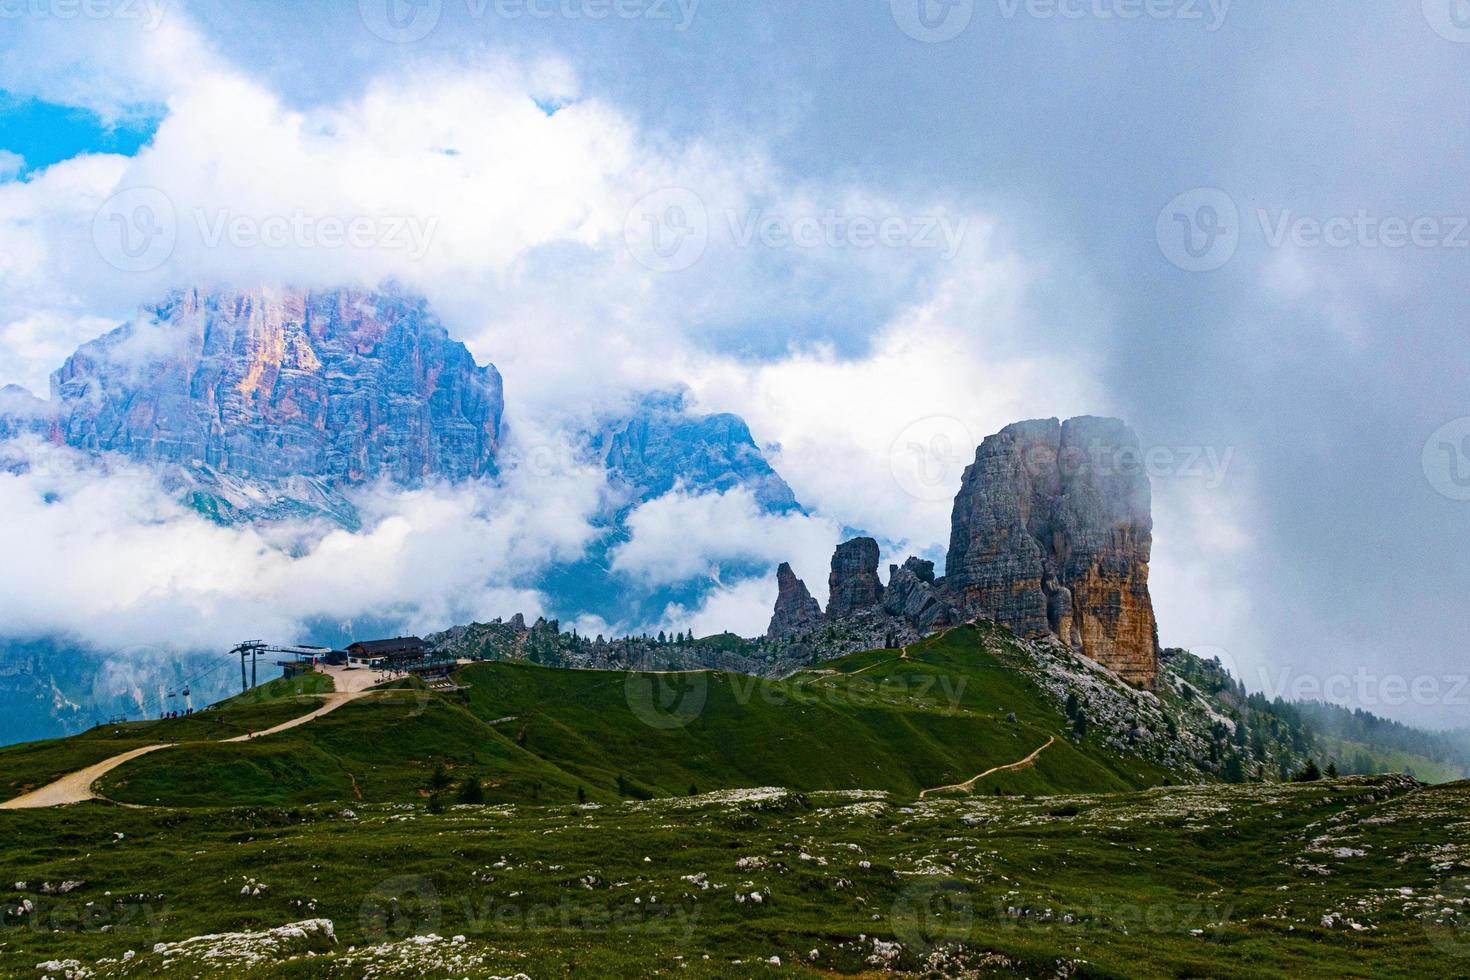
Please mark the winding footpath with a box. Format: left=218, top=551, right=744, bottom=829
left=0, top=745, right=177, bottom=811
left=919, top=736, right=1056, bottom=799
left=0, top=667, right=381, bottom=810
left=845, top=645, right=913, bottom=676
left=221, top=690, right=368, bottom=743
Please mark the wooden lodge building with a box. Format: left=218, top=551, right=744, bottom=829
left=342, top=636, right=428, bottom=670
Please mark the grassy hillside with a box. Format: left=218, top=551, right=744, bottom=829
left=0, top=672, right=335, bottom=803
left=99, top=685, right=585, bottom=808
left=1321, top=735, right=1467, bottom=785
left=97, top=626, right=1169, bottom=808
left=453, top=623, right=1169, bottom=799
left=0, top=776, right=1463, bottom=977
left=1, top=630, right=1468, bottom=975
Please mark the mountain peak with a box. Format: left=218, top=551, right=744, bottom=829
left=44, top=285, right=504, bottom=487
left=947, top=414, right=1157, bottom=685
left=593, top=389, right=799, bottom=513
left=768, top=416, right=1159, bottom=686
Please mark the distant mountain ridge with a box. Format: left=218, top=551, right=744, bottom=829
left=590, top=390, right=799, bottom=514
left=0, top=285, right=804, bottom=743
left=46, top=286, right=505, bottom=486
left=2, top=286, right=797, bottom=528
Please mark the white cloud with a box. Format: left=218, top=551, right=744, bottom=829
left=682, top=254, right=1104, bottom=553
left=611, top=487, right=840, bottom=594
left=0, top=13, right=1019, bottom=426
left=0, top=432, right=606, bottom=652
left=0, top=4, right=1265, bottom=665
left=1149, top=476, right=1265, bottom=685
left=655, top=576, right=780, bottom=640
left=0, top=12, right=208, bottom=122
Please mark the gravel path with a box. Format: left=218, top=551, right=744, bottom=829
left=919, top=736, right=1056, bottom=799
left=0, top=744, right=176, bottom=810
left=0, top=666, right=383, bottom=809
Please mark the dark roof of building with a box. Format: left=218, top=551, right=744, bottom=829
left=346, top=636, right=426, bottom=657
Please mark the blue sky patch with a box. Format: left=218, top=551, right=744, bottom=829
left=0, top=92, right=160, bottom=176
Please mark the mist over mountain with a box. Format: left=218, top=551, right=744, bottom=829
left=0, top=285, right=815, bottom=742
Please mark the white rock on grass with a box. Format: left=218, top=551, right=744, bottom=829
left=143, top=919, right=337, bottom=970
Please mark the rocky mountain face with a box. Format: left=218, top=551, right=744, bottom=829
left=767, top=416, right=1159, bottom=688
left=0, top=638, right=235, bottom=745
left=946, top=417, right=1158, bottom=686
left=44, top=286, right=505, bottom=488
left=592, top=391, right=798, bottom=513
left=0, top=285, right=809, bottom=745
left=882, top=557, right=958, bottom=634
left=826, top=537, right=886, bottom=619
left=766, top=562, right=823, bottom=639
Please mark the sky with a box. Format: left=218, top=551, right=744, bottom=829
left=0, top=0, right=1466, bottom=727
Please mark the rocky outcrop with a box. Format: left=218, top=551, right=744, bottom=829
left=946, top=417, right=1158, bottom=686
left=827, top=537, right=885, bottom=620
left=45, top=286, right=504, bottom=486
left=592, top=391, right=799, bottom=513
left=766, top=563, right=823, bottom=639
left=765, top=417, right=1160, bottom=685
left=883, top=558, right=959, bottom=634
